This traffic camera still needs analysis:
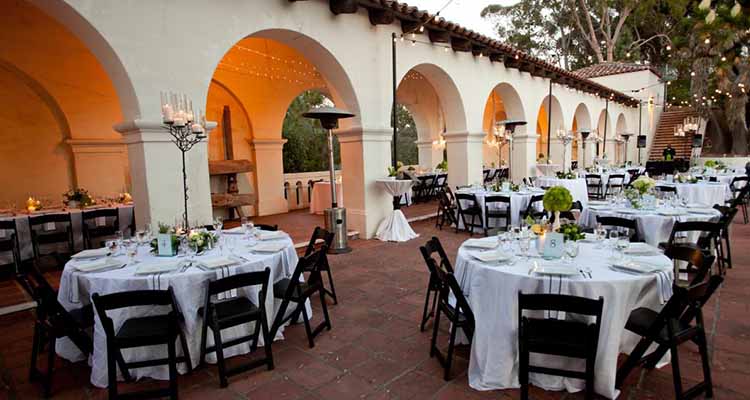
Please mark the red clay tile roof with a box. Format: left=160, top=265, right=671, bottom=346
left=573, top=63, right=663, bottom=79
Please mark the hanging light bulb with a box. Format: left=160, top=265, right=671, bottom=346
left=704, top=37, right=711, bottom=45
left=691, top=71, right=696, bottom=76
left=721, top=56, right=727, bottom=62
left=731, top=1, right=741, bottom=17
left=666, top=45, right=672, bottom=51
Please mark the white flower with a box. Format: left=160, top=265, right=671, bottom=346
left=698, top=0, right=711, bottom=10
left=731, top=2, right=741, bottom=17
left=706, top=9, right=716, bottom=24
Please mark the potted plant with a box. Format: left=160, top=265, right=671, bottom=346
left=557, top=222, right=585, bottom=242
left=542, top=186, right=573, bottom=231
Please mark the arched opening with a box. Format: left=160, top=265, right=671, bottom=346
left=572, top=103, right=592, bottom=166
left=205, top=32, right=360, bottom=220
left=394, top=104, right=419, bottom=167
left=615, top=113, right=628, bottom=164
left=481, top=83, right=525, bottom=170
left=596, top=109, right=612, bottom=158
left=535, top=95, right=565, bottom=164
left=0, top=1, right=127, bottom=207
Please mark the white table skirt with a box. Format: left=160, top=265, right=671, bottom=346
left=375, top=179, right=417, bottom=242
left=309, top=182, right=343, bottom=215
left=455, top=189, right=546, bottom=229
left=535, top=178, right=589, bottom=206
left=657, top=182, right=730, bottom=206
left=454, top=238, right=672, bottom=398
left=0, top=205, right=134, bottom=263
left=580, top=206, right=722, bottom=246
left=56, top=234, right=309, bottom=388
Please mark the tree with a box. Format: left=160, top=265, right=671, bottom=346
left=281, top=91, right=341, bottom=173
left=394, top=104, right=418, bottom=166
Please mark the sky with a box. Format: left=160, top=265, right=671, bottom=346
left=404, top=0, right=520, bottom=38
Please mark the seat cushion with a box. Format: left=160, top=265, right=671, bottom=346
left=522, top=318, right=592, bottom=357
left=116, top=315, right=173, bottom=346
left=209, top=297, right=260, bottom=329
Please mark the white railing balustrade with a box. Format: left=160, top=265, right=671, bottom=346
left=283, top=170, right=342, bottom=210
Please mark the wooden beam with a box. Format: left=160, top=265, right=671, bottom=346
left=211, top=193, right=256, bottom=208
left=489, top=53, right=505, bottom=63
left=450, top=37, right=471, bottom=52
left=427, top=29, right=451, bottom=43
left=400, top=20, right=421, bottom=34
left=519, top=62, right=535, bottom=74
left=208, top=160, right=255, bottom=175
left=329, top=0, right=357, bottom=15
left=471, top=45, right=487, bottom=57
left=367, top=8, right=394, bottom=25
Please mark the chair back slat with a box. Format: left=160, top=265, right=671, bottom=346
left=519, top=293, right=604, bottom=317
left=82, top=208, right=119, bottom=220
left=29, top=213, right=72, bottom=225
left=93, top=289, right=175, bottom=311
left=208, top=268, right=270, bottom=296
left=304, top=226, right=335, bottom=257
left=419, top=236, right=454, bottom=274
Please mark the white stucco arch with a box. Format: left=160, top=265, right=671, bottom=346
left=481, top=82, right=526, bottom=167
left=403, top=63, right=467, bottom=134
left=573, top=103, right=592, bottom=131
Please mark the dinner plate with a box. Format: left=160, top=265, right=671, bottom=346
left=199, top=256, right=238, bottom=269
left=72, top=248, right=111, bottom=259
left=610, top=260, right=662, bottom=274
left=531, top=265, right=579, bottom=276
left=623, top=242, right=661, bottom=255
left=223, top=227, right=246, bottom=235
left=251, top=242, right=287, bottom=253
left=472, top=250, right=512, bottom=263
left=463, top=239, right=498, bottom=250
left=618, top=209, right=641, bottom=215
left=135, top=261, right=181, bottom=275
left=256, top=230, right=286, bottom=241
left=588, top=200, right=608, bottom=206
left=688, top=208, right=717, bottom=215
left=74, top=258, right=124, bottom=273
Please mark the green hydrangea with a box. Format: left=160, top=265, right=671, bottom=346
left=543, top=186, right=573, bottom=212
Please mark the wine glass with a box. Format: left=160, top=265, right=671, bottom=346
left=616, top=236, right=630, bottom=260
left=511, top=226, right=521, bottom=241
left=564, top=240, right=580, bottom=264
left=594, top=223, right=607, bottom=249
left=518, top=236, right=531, bottom=261
left=608, top=230, right=619, bottom=255
left=135, top=228, right=147, bottom=246
left=125, top=240, right=139, bottom=265
left=498, top=232, right=512, bottom=252
left=106, top=240, right=119, bottom=256
left=241, top=217, right=254, bottom=238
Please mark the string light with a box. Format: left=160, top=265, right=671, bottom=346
left=704, top=38, right=711, bottom=44
left=666, top=45, right=672, bottom=51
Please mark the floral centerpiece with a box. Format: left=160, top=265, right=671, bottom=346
left=704, top=159, right=727, bottom=173
left=63, top=188, right=94, bottom=208
left=556, top=171, right=577, bottom=180
left=491, top=180, right=519, bottom=192
left=543, top=186, right=573, bottom=230
left=25, top=197, right=42, bottom=212
left=150, top=223, right=180, bottom=256
left=557, top=223, right=585, bottom=242
left=624, top=176, right=656, bottom=209
left=675, top=174, right=698, bottom=184
left=118, top=192, right=133, bottom=204
left=187, top=230, right=217, bottom=253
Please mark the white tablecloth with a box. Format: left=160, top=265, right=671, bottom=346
left=454, top=237, right=673, bottom=398
left=657, top=182, right=727, bottom=206
left=0, top=205, right=134, bottom=263
left=455, top=188, right=546, bottom=229
left=535, top=178, right=589, bottom=206
left=309, top=182, right=343, bottom=215
left=536, top=164, right=561, bottom=177
left=579, top=170, right=631, bottom=187
left=56, top=233, right=307, bottom=388
left=580, top=206, right=721, bottom=246
left=375, top=179, right=418, bottom=242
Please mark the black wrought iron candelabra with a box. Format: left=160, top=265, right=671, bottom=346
left=164, top=122, right=206, bottom=230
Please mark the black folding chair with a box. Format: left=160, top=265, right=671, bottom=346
left=483, top=169, right=492, bottom=184
left=616, top=276, right=723, bottom=400
left=713, top=205, right=738, bottom=270
left=29, top=213, right=74, bottom=265
left=655, top=185, right=677, bottom=195
left=429, top=257, right=474, bottom=380
left=729, top=176, right=749, bottom=223
left=270, top=248, right=331, bottom=348
left=596, top=215, right=642, bottom=242
left=484, top=194, right=511, bottom=235
left=199, top=268, right=274, bottom=387
left=303, top=226, right=337, bottom=304
left=92, top=288, right=192, bottom=400
left=0, top=219, right=21, bottom=273
left=435, top=190, right=458, bottom=230
left=585, top=174, right=604, bottom=200
left=665, top=245, right=716, bottom=286
left=82, top=208, right=120, bottom=249
left=521, top=194, right=546, bottom=222
left=414, top=175, right=435, bottom=203
left=418, top=237, right=453, bottom=332
left=518, top=292, right=604, bottom=400
left=659, top=221, right=722, bottom=267
left=605, top=174, right=626, bottom=197
left=16, top=267, right=93, bottom=398
left=255, top=224, right=278, bottom=231
left=455, top=193, right=483, bottom=235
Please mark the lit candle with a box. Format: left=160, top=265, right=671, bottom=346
left=191, top=122, right=204, bottom=133
left=173, top=117, right=186, bottom=127
left=162, top=103, right=174, bottom=123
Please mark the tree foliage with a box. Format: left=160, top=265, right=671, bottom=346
left=394, top=104, right=418, bottom=166
left=281, top=91, right=341, bottom=173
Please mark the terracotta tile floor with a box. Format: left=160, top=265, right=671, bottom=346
left=1, top=213, right=748, bottom=399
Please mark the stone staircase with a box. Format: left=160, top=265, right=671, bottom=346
left=648, top=108, right=700, bottom=161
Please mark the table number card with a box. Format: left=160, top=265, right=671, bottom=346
left=157, top=233, right=176, bottom=257
left=541, top=232, right=565, bottom=258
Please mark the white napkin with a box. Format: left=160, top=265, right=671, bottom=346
left=72, top=248, right=110, bottom=259
left=256, top=230, right=286, bottom=241
left=687, top=203, right=710, bottom=209
left=135, top=261, right=180, bottom=275
left=611, top=260, right=661, bottom=274
left=74, top=258, right=122, bottom=273
left=624, top=243, right=661, bottom=255
left=199, top=256, right=237, bottom=269
left=658, top=209, right=686, bottom=216
left=463, top=239, right=498, bottom=250
left=251, top=242, right=287, bottom=253
left=223, top=226, right=245, bottom=235
left=472, top=250, right=511, bottom=263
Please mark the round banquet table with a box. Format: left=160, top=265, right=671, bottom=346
left=56, top=232, right=308, bottom=388
left=309, top=181, right=343, bottom=215
left=455, top=187, right=546, bottom=229
left=375, top=178, right=418, bottom=242
left=454, top=237, right=673, bottom=398
left=535, top=177, right=589, bottom=206
left=580, top=204, right=722, bottom=246
left=656, top=181, right=728, bottom=207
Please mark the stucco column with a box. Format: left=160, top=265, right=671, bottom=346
left=114, top=120, right=214, bottom=229
left=444, top=131, right=484, bottom=188
left=416, top=139, right=442, bottom=170
left=548, top=137, right=570, bottom=171
left=583, top=136, right=598, bottom=168
left=336, top=127, right=392, bottom=239
left=249, top=138, right=288, bottom=216
left=510, top=132, right=539, bottom=182
left=66, top=138, right=129, bottom=194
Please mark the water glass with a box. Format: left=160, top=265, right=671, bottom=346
left=241, top=217, right=254, bottom=238
left=498, top=232, right=512, bottom=252
left=616, top=237, right=630, bottom=260
left=564, top=240, right=580, bottom=263
left=518, top=237, right=531, bottom=260
left=594, top=224, right=607, bottom=248
left=125, top=241, right=138, bottom=264
left=213, top=217, right=223, bottom=235
left=106, top=240, right=119, bottom=256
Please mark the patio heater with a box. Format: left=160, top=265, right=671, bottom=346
left=495, top=119, right=527, bottom=181
left=302, top=106, right=355, bottom=254
left=620, top=132, right=633, bottom=165
left=578, top=130, right=591, bottom=168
